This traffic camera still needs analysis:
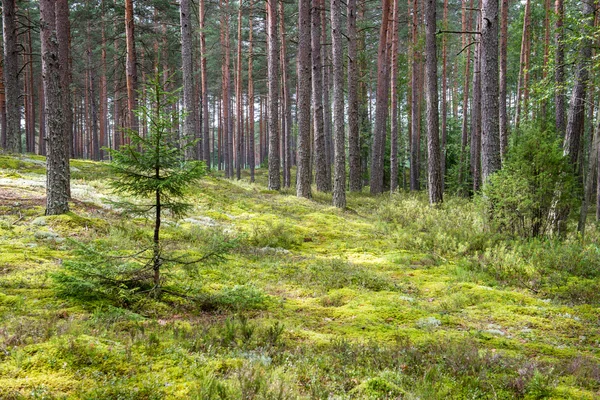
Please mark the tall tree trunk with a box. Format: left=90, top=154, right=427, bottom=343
left=390, top=0, right=400, bottom=192
left=100, top=1, right=108, bottom=160
left=409, top=0, right=420, bottom=191
left=220, top=0, right=232, bottom=177
left=564, top=0, right=594, bottom=168
left=471, top=11, right=482, bottom=192
left=248, top=0, right=256, bottom=181
left=370, top=0, right=392, bottom=194
left=38, top=78, right=45, bottom=156
left=347, top=0, right=360, bottom=192
left=331, top=0, right=346, bottom=208
left=199, top=0, right=211, bottom=167
left=125, top=0, right=138, bottom=134
left=3, top=0, right=20, bottom=153
left=56, top=0, right=71, bottom=192
left=279, top=0, right=292, bottom=187
left=540, top=0, right=551, bottom=125
left=312, top=0, right=328, bottom=192
left=499, top=0, right=508, bottom=159
left=554, top=0, right=566, bottom=136
left=236, top=3, right=243, bottom=179
left=321, top=0, right=333, bottom=188
left=481, top=0, right=501, bottom=182
left=440, top=0, right=448, bottom=191
left=458, top=0, right=473, bottom=191
left=113, top=3, right=122, bottom=151
left=514, top=0, right=530, bottom=129
left=267, top=0, right=281, bottom=190
left=41, top=0, right=69, bottom=215
left=181, top=0, right=198, bottom=159
left=425, top=0, right=442, bottom=203
left=297, top=0, right=312, bottom=198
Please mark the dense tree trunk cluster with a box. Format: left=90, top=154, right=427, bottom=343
left=2, top=0, right=600, bottom=217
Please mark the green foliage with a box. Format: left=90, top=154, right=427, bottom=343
left=482, top=126, right=579, bottom=238
left=107, top=76, right=205, bottom=218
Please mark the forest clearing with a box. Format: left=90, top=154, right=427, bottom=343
left=0, top=155, right=599, bottom=399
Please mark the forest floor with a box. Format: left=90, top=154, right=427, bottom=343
left=0, top=154, right=599, bottom=399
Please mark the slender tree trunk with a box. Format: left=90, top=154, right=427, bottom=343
left=471, top=10, right=482, bottom=192
left=347, top=0, right=360, bottom=192
left=181, top=0, right=198, bottom=159
left=514, top=0, right=530, bottom=129
left=236, top=3, right=243, bottom=179
left=458, top=0, right=473, bottom=191
left=267, top=0, right=281, bottom=190
left=425, top=0, right=442, bottom=203
left=279, top=0, right=292, bottom=187
left=322, top=0, right=333, bottom=188
left=564, top=0, right=594, bottom=168
left=248, top=0, right=256, bottom=181
left=38, top=78, right=45, bottom=156
left=100, top=2, right=108, bottom=160
left=440, top=0, right=448, bottom=191
left=125, top=0, right=138, bottom=136
left=41, top=0, right=69, bottom=215
left=199, top=0, right=211, bottom=167
left=540, top=0, right=551, bottom=125
left=390, top=0, right=400, bottom=192
left=370, top=0, right=392, bottom=194
left=3, top=0, right=20, bottom=153
left=409, top=0, right=420, bottom=191
left=481, top=0, right=501, bottom=182
left=555, top=0, right=566, bottom=137
left=220, top=0, right=232, bottom=177
left=312, top=0, right=328, bottom=192
left=297, top=0, right=312, bottom=198
left=499, top=0, right=508, bottom=159
left=331, top=0, right=346, bottom=208
left=56, top=0, right=71, bottom=191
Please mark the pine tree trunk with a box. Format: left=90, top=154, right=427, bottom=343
left=514, top=0, right=530, bottom=129
left=2, top=0, right=20, bottom=153
left=471, top=12, right=482, bottom=192
left=499, top=0, right=508, bottom=159
left=267, top=0, right=281, bottom=190
left=554, top=0, right=566, bottom=137
left=41, top=0, right=69, bottom=215
left=321, top=0, right=333, bottom=188
left=247, top=0, right=256, bottom=181
left=279, top=0, right=292, bottom=187
left=199, top=0, right=211, bottom=168
left=409, top=0, right=420, bottom=191
left=220, top=0, right=232, bottom=177
left=331, top=0, right=346, bottom=208
left=100, top=2, right=108, bottom=160
left=425, top=0, right=442, bottom=204
left=370, top=0, right=392, bottom=194
left=236, top=3, right=243, bottom=179
left=458, top=0, right=473, bottom=191
left=540, top=0, right=551, bottom=125
left=181, top=0, right=198, bottom=160
left=296, top=0, right=312, bottom=198
left=347, top=0, right=360, bottom=192
left=312, top=0, right=328, bottom=192
left=390, top=0, right=400, bottom=192
left=440, top=0, right=448, bottom=191
left=125, top=0, right=138, bottom=135
left=480, top=0, right=501, bottom=182
left=564, top=0, right=594, bottom=168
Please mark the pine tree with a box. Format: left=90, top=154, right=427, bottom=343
left=108, top=76, right=205, bottom=290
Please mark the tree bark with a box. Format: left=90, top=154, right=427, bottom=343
left=2, top=0, right=20, bottom=153
left=100, top=1, right=108, bottom=160
left=199, top=0, right=211, bottom=168
left=441, top=0, right=448, bottom=191
left=564, top=0, right=594, bottom=168
left=312, top=0, right=328, bottom=192
left=369, top=0, right=392, bottom=194
left=181, top=0, right=198, bottom=160
left=554, top=0, right=566, bottom=137
left=236, top=3, right=243, bottom=179
left=499, top=0, right=508, bottom=159
left=514, top=0, right=530, bottom=129
left=296, top=0, right=312, bottom=198
left=409, top=0, right=420, bottom=191
left=480, top=0, right=501, bottom=182
left=279, top=0, right=292, bottom=187
left=321, top=0, right=333, bottom=188
left=41, top=0, right=69, bottom=215
left=220, top=0, right=232, bottom=177
left=331, top=0, right=346, bottom=208
left=390, top=0, right=400, bottom=192
left=458, top=0, right=473, bottom=191
left=247, top=0, right=256, bottom=181
left=347, top=0, right=361, bottom=192
left=471, top=11, right=482, bottom=192
left=125, top=0, right=138, bottom=135
left=425, top=0, right=443, bottom=204
left=267, top=0, right=281, bottom=190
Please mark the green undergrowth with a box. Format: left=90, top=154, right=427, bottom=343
left=0, top=154, right=598, bottom=399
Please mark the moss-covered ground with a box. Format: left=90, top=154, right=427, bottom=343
left=0, top=154, right=598, bottom=399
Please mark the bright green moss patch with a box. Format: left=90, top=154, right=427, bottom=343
left=0, top=156, right=598, bottom=398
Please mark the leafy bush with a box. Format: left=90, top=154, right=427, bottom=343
left=482, top=126, right=579, bottom=238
